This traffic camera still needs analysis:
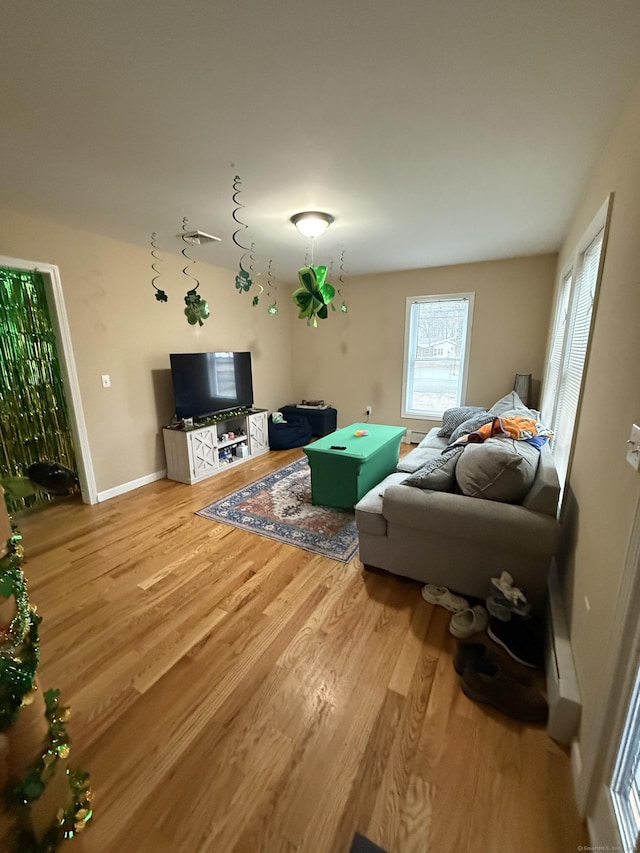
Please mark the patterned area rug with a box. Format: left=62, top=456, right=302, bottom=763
left=196, top=457, right=359, bottom=562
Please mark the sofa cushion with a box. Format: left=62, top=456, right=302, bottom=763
left=449, top=411, right=496, bottom=443
left=355, top=472, right=409, bottom=536
left=397, top=445, right=443, bottom=473
left=455, top=437, right=540, bottom=503
left=404, top=446, right=463, bottom=492
left=437, top=406, right=487, bottom=437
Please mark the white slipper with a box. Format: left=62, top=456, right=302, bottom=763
left=421, top=584, right=469, bottom=613
left=490, top=571, right=528, bottom=607
left=449, top=605, right=489, bottom=639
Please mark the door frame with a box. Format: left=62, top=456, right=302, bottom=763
left=0, top=255, right=97, bottom=504
left=575, top=493, right=640, bottom=846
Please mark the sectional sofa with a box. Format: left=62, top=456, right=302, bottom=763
left=354, top=393, right=561, bottom=611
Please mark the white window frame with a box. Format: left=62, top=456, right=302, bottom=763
left=401, top=292, right=475, bottom=420
left=540, top=194, right=612, bottom=510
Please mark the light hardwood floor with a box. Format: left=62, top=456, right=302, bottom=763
left=11, top=448, right=588, bottom=852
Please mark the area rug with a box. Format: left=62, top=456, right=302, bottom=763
left=196, top=457, right=359, bottom=562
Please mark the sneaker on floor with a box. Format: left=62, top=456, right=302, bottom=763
left=461, top=656, right=548, bottom=724
left=449, top=605, right=488, bottom=639
left=421, top=584, right=469, bottom=613
left=453, top=641, right=532, bottom=685
left=487, top=614, right=545, bottom=669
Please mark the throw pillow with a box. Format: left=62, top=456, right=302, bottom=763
left=404, top=446, right=463, bottom=491
left=454, top=437, right=540, bottom=503
left=449, top=411, right=497, bottom=444
left=437, top=406, right=487, bottom=437
left=489, top=391, right=527, bottom=416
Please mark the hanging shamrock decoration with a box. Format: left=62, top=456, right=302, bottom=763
left=181, top=218, right=210, bottom=326
left=184, top=288, right=210, bottom=326
left=235, top=269, right=252, bottom=293
left=292, top=265, right=336, bottom=327
left=150, top=233, right=168, bottom=303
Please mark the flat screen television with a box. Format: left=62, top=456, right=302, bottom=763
left=169, top=351, right=254, bottom=420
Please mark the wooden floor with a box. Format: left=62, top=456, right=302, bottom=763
left=11, top=448, right=588, bottom=852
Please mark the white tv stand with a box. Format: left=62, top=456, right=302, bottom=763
left=163, top=408, right=269, bottom=485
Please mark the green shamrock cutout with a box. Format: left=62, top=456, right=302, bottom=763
left=291, top=265, right=336, bottom=327
left=183, top=289, right=210, bottom=326
left=235, top=268, right=252, bottom=292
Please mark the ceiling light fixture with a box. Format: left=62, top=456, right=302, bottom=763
left=290, top=211, right=334, bottom=239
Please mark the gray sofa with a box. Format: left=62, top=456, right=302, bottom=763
left=355, top=394, right=561, bottom=612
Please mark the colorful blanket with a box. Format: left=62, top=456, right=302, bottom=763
left=450, top=415, right=553, bottom=449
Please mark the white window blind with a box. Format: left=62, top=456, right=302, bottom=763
left=541, top=270, right=572, bottom=428
left=552, top=230, right=604, bottom=487
left=540, top=195, right=610, bottom=505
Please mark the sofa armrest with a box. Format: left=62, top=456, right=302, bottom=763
left=382, top=485, right=560, bottom=557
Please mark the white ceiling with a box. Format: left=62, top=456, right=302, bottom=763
left=3, top=0, right=640, bottom=282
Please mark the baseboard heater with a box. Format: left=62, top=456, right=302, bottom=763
left=545, top=560, right=582, bottom=745
left=406, top=430, right=428, bottom=444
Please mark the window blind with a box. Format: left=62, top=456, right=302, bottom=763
left=541, top=270, right=572, bottom=428
left=551, top=229, right=604, bottom=489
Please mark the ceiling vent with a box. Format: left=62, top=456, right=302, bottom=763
left=179, top=230, right=221, bottom=245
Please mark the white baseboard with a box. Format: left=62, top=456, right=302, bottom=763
left=546, top=561, right=582, bottom=745
left=571, top=739, right=584, bottom=811
left=96, top=470, right=166, bottom=502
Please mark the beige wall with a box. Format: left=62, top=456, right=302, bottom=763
left=553, top=77, right=640, bottom=801
left=0, top=208, right=295, bottom=494
left=289, top=254, right=557, bottom=431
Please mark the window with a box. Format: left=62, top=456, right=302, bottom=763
left=611, top=663, right=640, bottom=851
left=402, top=293, right=474, bottom=419
left=540, top=195, right=611, bottom=503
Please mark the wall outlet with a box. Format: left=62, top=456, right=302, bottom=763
left=101, top=374, right=111, bottom=388
left=366, top=405, right=372, bottom=416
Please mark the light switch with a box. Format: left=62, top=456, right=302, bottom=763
left=626, top=423, right=640, bottom=471
left=101, top=374, right=111, bottom=388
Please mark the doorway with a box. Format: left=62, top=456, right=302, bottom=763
left=0, top=255, right=96, bottom=505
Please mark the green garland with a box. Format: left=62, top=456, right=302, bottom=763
left=0, top=532, right=40, bottom=731
left=10, top=689, right=72, bottom=804
left=1, top=532, right=93, bottom=850
left=11, top=768, right=93, bottom=853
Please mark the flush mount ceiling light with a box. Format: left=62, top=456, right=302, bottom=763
left=290, top=211, right=335, bottom=239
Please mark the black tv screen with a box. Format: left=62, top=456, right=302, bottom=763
left=169, top=352, right=254, bottom=420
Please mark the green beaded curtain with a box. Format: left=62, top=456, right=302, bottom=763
left=0, top=267, right=77, bottom=512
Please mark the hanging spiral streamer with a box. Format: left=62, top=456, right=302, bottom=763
left=249, top=241, right=264, bottom=307
left=266, top=258, right=279, bottom=315
left=150, top=233, right=168, bottom=302
left=181, top=217, right=200, bottom=290
left=338, top=248, right=349, bottom=314
left=232, top=175, right=253, bottom=293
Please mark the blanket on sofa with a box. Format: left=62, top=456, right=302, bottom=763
left=450, top=415, right=553, bottom=450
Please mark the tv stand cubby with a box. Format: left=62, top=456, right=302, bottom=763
left=162, top=408, right=269, bottom=485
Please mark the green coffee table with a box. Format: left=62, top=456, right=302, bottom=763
left=303, top=423, right=406, bottom=508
